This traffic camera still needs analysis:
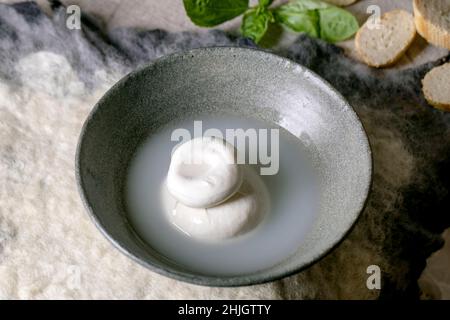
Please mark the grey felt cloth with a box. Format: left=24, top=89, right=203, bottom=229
left=0, top=1, right=449, bottom=299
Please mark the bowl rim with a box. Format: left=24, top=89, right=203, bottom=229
left=75, top=46, right=373, bottom=287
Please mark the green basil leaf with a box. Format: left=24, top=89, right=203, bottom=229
left=273, top=6, right=320, bottom=38
left=241, top=9, right=273, bottom=43
left=319, top=7, right=359, bottom=42
left=183, top=0, right=249, bottom=27
left=259, top=0, right=274, bottom=7
left=278, top=0, right=331, bottom=12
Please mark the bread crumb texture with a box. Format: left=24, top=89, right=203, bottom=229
left=356, top=10, right=416, bottom=68
left=422, top=62, right=450, bottom=111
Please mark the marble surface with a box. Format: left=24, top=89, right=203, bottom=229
left=0, top=0, right=449, bottom=299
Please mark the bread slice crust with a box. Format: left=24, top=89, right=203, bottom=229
left=413, top=0, right=450, bottom=50
left=422, top=62, right=450, bottom=111
left=355, top=10, right=416, bottom=68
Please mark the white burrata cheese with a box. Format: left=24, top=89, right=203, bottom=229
left=166, top=136, right=243, bottom=208
left=162, top=166, right=269, bottom=241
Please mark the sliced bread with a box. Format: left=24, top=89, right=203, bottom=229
left=422, top=62, right=450, bottom=111
left=324, top=0, right=358, bottom=6
left=413, top=0, right=450, bottom=50
left=355, top=10, right=416, bottom=68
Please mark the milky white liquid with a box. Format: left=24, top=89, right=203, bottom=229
left=125, top=114, right=318, bottom=276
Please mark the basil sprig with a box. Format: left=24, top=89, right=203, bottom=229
left=318, top=7, right=359, bottom=42
left=183, top=0, right=359, bottom=44
left=182, top=0, right=250, bottom=27
left=241, top=6, right=274, bottom=43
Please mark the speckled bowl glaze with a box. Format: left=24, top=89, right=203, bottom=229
left=76, top=47, right=372, bottom=287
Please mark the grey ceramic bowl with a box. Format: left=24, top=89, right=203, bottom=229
left=76, top=47, right=372, bottom=287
